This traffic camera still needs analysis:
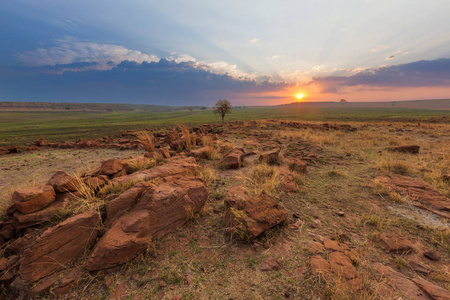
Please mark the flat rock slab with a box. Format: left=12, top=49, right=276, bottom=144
left=375, top=175, right=450, bottom=218
left=12, top=185, right=56, bottom=214
left=20, top=210, right=100, bottom=281
left=379, top=233, right=413, bottom=254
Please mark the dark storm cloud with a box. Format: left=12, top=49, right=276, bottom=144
left=0, top=59, right=288, bottom=105
left=312, top=58, right=450, bottom=93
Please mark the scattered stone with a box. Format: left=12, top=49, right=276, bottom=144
left=159, top=280, right=167, bottom=287
left=379, top=233, right=413, bottom=254
left=412, top=277, right=450, bottom=300
left=144, top=151, right=163, bottom=159
left=12, top=185, right=56, bottom=214
left=47, top=171, right=78, bottom=193
left=85, top=175, right=109, bottom=189
left=20, top=210, right=101, bottom=281
left=13, top=197, right=68, bottom=229
left=260, top=257, right=283, bottom=271
left=35, top=138, right=49, bottom=147
left=310, top=255, right=330, bottom=276
left=225, top=194, right=288, bottom=240
left=329, top=252, right=358, bottom=280
left=259, top=149, right=281, bottom=164
left=306, top=241, right=324, bottom=254
left=99, top=158, right=123, bottom=175
left=323, top=239, right=343, bottom=252
left=389, top=145, right=420, bottom=154
left=279, top=166, right=298, bottom=193
left=0, top=257, right=7, bottom=271
left=53, top=266, right=83, bottom=295
left=158, top=148, right=171, bottom=158
left=423, top=250, right=440, bottom=261
left=409, top=261, right=430, bottom=275
left=110, top=282, right=127, bottom=300
left=336, top=211, right=345, bottom=217
left=190, top=147, right=209, bottom=159
left=311, top=219, right=322, bottom=228
left=221, top=149, right=244, bottom=169
left=291, top=158, right=307, bottom=173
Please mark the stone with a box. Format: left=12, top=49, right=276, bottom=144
left=106, top=181, right=154, bottom=224
left=109, top=282, right=127, bottom=300
left=279, top=166, right=298, bottom=193
left=0, top=257, right=7, bottom=271
left=35, top=138, right=49, bottom=147
left=221, top=149, right=244, bottom=169
left=190, top=147, right=209, bottom=159
left=259, top=149, right=281, bottom=164
left=47, top=171, right=78, bottom=193
left=12, top=185, right=56, bottom=214
left=225, top=194, right=288, bottom=240
left=310, top=255, right=330, bottom=276
left=85, top=177, right=207, bottom=271
left=423, top=250, right=440, bottom=261
left=379, top=233, right=413, bottom=254
left=77, top=140, right=92, bottom=148
left=389, top=145, right=420, bottom=154
left=85, top=175, right=108, bottom=189
left=306, top=241, right=324, bottom=254
left=409, top=261, right=430, bottom=275
left=323, top=239, right=343, bottom=252
left=19, top=210, right=101, bottom=281
left=260, top=257, right=283, bottom=271
left=0, top=221, right=15, bottom=239
left=13, top=197, right=67, bottom=229
left=291, top=158, right=307, bottom=173
left=99, top=158, right=123, bottom=175
left=412, top=277, right=450, bottom=300
left=329, top=251, right=358, bottom=280
left=158, top=148, right=171, bottom=158
left=144, top=151, right=163, bottom=159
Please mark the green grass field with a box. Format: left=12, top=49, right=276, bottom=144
left=1, top=106, right=449, bottom=146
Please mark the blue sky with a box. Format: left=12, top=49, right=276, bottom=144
left=1, top=1, right=450, bottom=105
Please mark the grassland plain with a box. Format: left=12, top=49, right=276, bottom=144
left=1, top=117, right=449, bottom=299
left=1, top=105, right=449, bottom=147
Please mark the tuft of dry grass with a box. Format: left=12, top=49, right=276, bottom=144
left=372, top=179, right=403, bottom=202
left=134, top=131, right=155, bottom=152
left=67, top=175, right=103, bottom=214
left=244, top=163, right=281, bottom=196
left=202, top=136, right=221, bottom=160
left=126, top=157, right=162, bottom=173
left=179, top=124, right=194, bottom=151
left=376, top=154, right=411, bottom=175
left=199, top=165, right=218, bottom=186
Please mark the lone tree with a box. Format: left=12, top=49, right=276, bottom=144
left=213, top=99, right=232, bottom=123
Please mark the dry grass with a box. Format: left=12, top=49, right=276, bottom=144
left=126, top=157, right=162, bottom=173
left=244, top=163, right=281, bottom=196
left=180, top=124, right=194, bottom=151
left=372, top=179, right=403, bottom=202
left=202, top=136, right=221, bottom=160
left=376, top=154, right=412, bottom=175
left=199, top=165, right=218, bottom=187
left=134, top=131, right=155, bottom=152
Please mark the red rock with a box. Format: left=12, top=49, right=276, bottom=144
left=85, top=175, right=108, bottom=189
left=144, top=151, right=163, bottom=159
left=221, top=149, right=244, bottom=169
left=85, top=177, right=207, bottom=271
left=409, top=261, right=430, bottom=275
left=5, top=232, right=39, bottom=254
left=109, top=282, right=127, bottom=300
left=170, top=140, right=184, bottom=151
left=259, top=149, right=281, bottom=164
left=0, top=221, right=15, bottom=239
left=12, top=185, right=56, bottom=214
left=99, top=158, right=123, bottom=175
left=225, top=194, right=288, bottom=240
left=323, top=239, right=343, bottom=252
left=13, top=197, right=68, bottom=229
left=47, top=171, right=78, bottom=193
left=279, top=166, right=298, bottom=193
left=423, top=250, right=440, bottom=261
left=106, top=181, right=154, bottom=224
left=58, top=141, right=75, bottom=149
left=329, top=252, right=358, bottom=280
left=0, top=257, right=7, bottom=271
left=20, top=210, right=101, bottom=281
left=260, top=257, right=283, bottom=271
left=306, top=241, right=324, bottom=254
left=310, top=255, right=330, bottom=276
left=77, top=140, right=92, bottom=148
left=190, top=147, right=209, bottom=159
left=291, top=158, right=307, bottom=173
left=379, top=233, right=413, bottom=254
left=35, top=139, right=49, bottom=147
left=27, top=271, right=62, bottom=298
left=389, top=145, right=420, bottom=154
left=27, top=145, right=39, bottom=151
left=412, top=277, right=450, bottom=300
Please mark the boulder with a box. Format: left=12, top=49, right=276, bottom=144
left=13, top=197, right=68, bottom=230
left=310, top=255, right=330, bottom=276
left=190, top=147, right=209, bottom=159
left=379, top=233, right=413, bottom=254
left=35, top=139, right=49, bottom=147
left=291, top=158, right=307, bottom=173
left=20, top=210, right=101, bottom=281
left=158, top=148, right=171, bottom=159
left=279, top=166, right=298, bottom=193
left=99, top=158, right=123, bottom=176
left=423, top=250, right=440, bottom=261
left=412, top=277, right=450, bottom=300
left=144, top=151, right=163, bottom=159
left=306, top=241, right=325, bottom=254
left=259, top=149, right=281, bottom=164
left=329, top=251, right=358, bottom=280
left=222, top=149, right=244, bottom=169
left=225, top=194, right=288, bottom=239
left=323, top=239, right=343, bottom=252
left=84, top=175, right=108, bottom=189
left=389, top=145, right=420, bottom=154
left=85, top=177, right=207, bottom=271
left=12, top=185, right=56, bottom=214
left=47, top=171, right=78, bottom=193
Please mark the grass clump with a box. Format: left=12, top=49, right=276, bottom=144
left=245, top=163, right=281, bottom=196
left=202, top=136, right=221, bottom=160
left=377, top=155, right=411, bottom=175
left=126, top=157, right=164, bottom=173
left=199, top=165, right=218, bottom=186
left=180, top=124, right=195, bottom=151
left=134, top=131, right=155, bottom=152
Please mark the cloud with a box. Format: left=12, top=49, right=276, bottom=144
left=15, top=37, right=159, bottom=71
left=311, top=58, right=450, bottom=93
left=250, top=38, right=260, bottom=43
left=0, top=58, right=289, bottom=105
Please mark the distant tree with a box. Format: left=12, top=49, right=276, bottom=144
left=201, top=106, right=207, bottom=110
left=188, top=107, right=194, bottom=111
left=213, top=99, right=232, bottom=123
left=339, top=99, right=348, bottom=105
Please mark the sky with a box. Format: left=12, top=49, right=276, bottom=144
left=1, top=0, right=450, bottom=106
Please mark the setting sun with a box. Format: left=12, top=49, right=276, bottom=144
left=296, top=93, right=304, bottom=99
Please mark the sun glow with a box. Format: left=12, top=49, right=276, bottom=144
left=296, top=93, right=304, bottom=100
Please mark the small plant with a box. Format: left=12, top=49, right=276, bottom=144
left=179, top=124, right=193, bottom=151
left=199, top=165, right=217, bottom=186
left=134, top=131, right=155, bottom=152
left=245, top=163, right=281, bottom=196
left=126, top=157, right=158, bottom=173
left=377, top=155, right=411, bottom=175
left=203, top=136, right=221, bottom=160
left=98, top=179, right=142, bottom=198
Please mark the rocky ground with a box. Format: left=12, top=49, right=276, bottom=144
left=0, top=119, right=449, bottom=299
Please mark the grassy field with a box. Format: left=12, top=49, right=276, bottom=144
left=1, top=106, right=449, bottom=147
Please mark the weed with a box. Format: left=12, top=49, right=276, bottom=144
left=200, top=165, right=218, bottom=186
left=245, top=163, right=281, bottom=196
left=377, top=155, right=411, bottom=175
left=180, top=124, right=193, bottom=151
left=134, top=131, right=155, bottom=152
